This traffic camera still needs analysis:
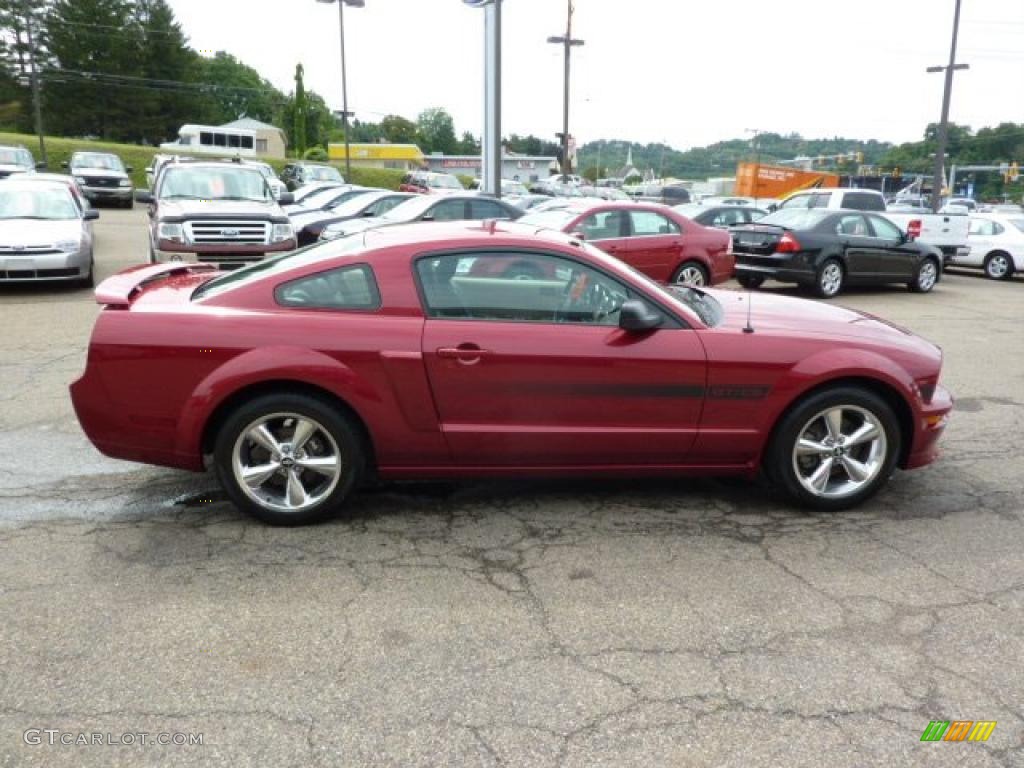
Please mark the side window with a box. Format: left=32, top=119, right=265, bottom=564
left=712, top=209, right=745, bottom=227
left=426, top=199, right=467, bottom=221
left=868, top=215, right=903, bottom=240
left=993, top=221, right=1005, bottom=235
left=629, top=210, right=680, bottom=236
left=836, top=214, right=869, bottom=236
left=842, top=192, right=885, bottom=211
left=199, top=132, right=213, bottom=146
left=968, top=219, right=993, bottom=236
left=579, top=210, right=627, bottom=240
left=808, top=193, right=832, bottom=209
left=275, top=264, right=381, bottom=310
left=416, top=251, right=636, bottom=326
left=469, top=199, right=511, bottom=219
left=368, top=197, right=402, bottom=216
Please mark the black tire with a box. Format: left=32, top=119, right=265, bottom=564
left=213, top=393, right=366, bottom=525
left=78, top=256, right=95, bottom=289
left=908, top=257, right=939, bottom=293
left=766, top=386, right=901, bottom=512
left=123, top=198, right=134, bottom=210
left=983, top=251, right=1013, bottom=280
left=737, top=274, right=764, bottom=290
left=813, top=258, right=844, bottom=298
left=671, top=260, right=709, bottom=287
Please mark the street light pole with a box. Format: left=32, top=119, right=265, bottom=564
left=318, top=0, right=364, bottom=181
left=927, top=0, right=967, bottom=212
left=548, top=0, right=583, bottom=177
left=463, top=0, right=503, bottom=196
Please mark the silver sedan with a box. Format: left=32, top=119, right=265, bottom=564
left=0, top=179, right=98, bottom=286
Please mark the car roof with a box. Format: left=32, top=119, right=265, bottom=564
left=361, top=219, right=581, bottom=252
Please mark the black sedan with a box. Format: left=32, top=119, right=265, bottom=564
left=291, top=190, right=414, bottom=246
left=674, top=203, right=767, bottom=229
left=731, top=209, right=943, bottom=298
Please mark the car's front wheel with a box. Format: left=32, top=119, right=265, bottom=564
left=983, top=251, right=1013, bottom=280
left=672, top=261, right=709, bottom=287
left=214, top=393, right=365, bottom=525
left=767, top=387, right=901, bottom=511
left=737, top=274, right=764, bottom=290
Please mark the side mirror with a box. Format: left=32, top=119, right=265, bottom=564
left=362, top=210, right=376, bottom=216
left=420, top=213, right=435, bottom=222
left=278, top=192, right=294, bottom=205
left=125, top=166, right=134, bottom=173
left=35, top=161, right=47, bottom=170
left=83, top=209, right=100, bottom=221
left=618, top=300, right=663, bottom=332
left=569, top=230, right=587, bottom=241
left=135, top=190, right=154, bottom=204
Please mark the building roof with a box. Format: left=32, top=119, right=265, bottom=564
left=221, top=118, right=283, bottom=133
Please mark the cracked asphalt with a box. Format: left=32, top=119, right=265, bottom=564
left=1, top=208, right=1023, bottom=767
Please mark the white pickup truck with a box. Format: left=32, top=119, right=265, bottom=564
left=774, top=188, right=969, bottom=263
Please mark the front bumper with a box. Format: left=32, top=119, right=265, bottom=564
left=82, top=185, right=133, bottom=201
left=153, top=239, right=297, bottom=267
left=904, top=383, right=954, bottom=470
left=0, top=249, right=90, bottom=281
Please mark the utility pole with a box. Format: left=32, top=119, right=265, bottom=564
left=23, top=2, right=47, bottom=167
left=927, top=0, right=968, bottom=212
left=548, top=0, right=583, bottom=177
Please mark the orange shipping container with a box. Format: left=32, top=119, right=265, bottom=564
left=734, top=162, right=840, bottom=199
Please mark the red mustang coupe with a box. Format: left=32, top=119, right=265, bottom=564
left=518, top=201, right=733, bottom=286
left=71, top=222, right=951, bottom=525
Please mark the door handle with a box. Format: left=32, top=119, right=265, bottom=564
left=436, top=345, right=491, bottom=364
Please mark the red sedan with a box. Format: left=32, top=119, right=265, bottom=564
left=71, top=221, right=951, bottom=525
left=518, top=201, right=733, bottom=286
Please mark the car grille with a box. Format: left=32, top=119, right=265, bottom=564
left=185, top=221, right=270, bottom=245
left=82, top=176, right=121, bottom=188
left=1, top=267, right=78, bottom=279
left=0, top=245, right=60, bottom=256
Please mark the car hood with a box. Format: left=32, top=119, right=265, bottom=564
left=0, top=218, right=82, bottom=244
left=710, top=288, right=921, bottom=343
left=72, top=168, right=127, bottom=180
left=158, top=199, right=288, bottom=223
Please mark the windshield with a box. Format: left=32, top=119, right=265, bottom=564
left=70, top=153, right=124, bottom=172
left=755, top=209, right=832, bottom=230
left=158, top=166, right=270, bottom=202
left=428, top=174, right=462, bottom=190
left=518, top=209, right=578, bottom=231
left=325, top=191, right=389, bottom=217
left=300, top=186, right=350, bottom=209
left=306, top=165, right=344, bottom=182
left=378, top=195, right=451, bottom=223
left=193, top=236, right=369, bottom=300
left=0, top=148, right=33, bottom=167
left=0, top=186, right=79, bottom=220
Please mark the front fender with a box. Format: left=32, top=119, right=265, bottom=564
left=173, top=345, right=380, bottom=465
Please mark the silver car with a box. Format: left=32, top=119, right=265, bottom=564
left=64, top=151, right=134, bottom=208
left=0, top=179, right=98, bottom=286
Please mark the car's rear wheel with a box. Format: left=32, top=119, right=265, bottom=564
left=672, top=261, right=709, bottom=287
left=909, top=257, right=939, bottom=293
left=814, top=259, right=844, bottom=298
left=737, top=274, right=764, bottom=290
left=767, top=387, right=900, bottom=511
left=78, top=255, right=94, bottom=289
left=214, top=393, right=365, bottom=525
left=983, top=251, right=1013, bottom=280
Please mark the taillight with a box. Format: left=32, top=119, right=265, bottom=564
left=907, top=220, right=922, bottom=239
left=776, top=232, right=802, bottom=253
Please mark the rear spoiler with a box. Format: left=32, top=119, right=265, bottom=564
left=94, top=262, right=218, bottom=307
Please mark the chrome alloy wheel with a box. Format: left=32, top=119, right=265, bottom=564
left=231, top=413, right=342, bottom=513
left=819, top=262, right=843, bottom=296
left=675, top=264, right=707, bottom=286
left=986, top=253, right=1010, bottom=279
left=917, top=260, right=938, bottom=291
left=791, top=405, right=888, bottom=499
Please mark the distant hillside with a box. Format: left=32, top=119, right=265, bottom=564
left=578, top=133, right=894, bottom=181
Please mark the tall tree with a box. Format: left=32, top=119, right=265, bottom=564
left=380, top=114, right=416, bottom=144
left=292, top=63, right=306, bottom=156
left=134, top=0, right=192, bottom=144
left=191, top=51, right=283, bottom=126
left=416, top=107, right=457, bottom=154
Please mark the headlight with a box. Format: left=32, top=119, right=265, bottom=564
left=320, top=228, right=344, bottom=241
left=55, top=238, right=81, bottom=253
left=118, top=179, right=132, bottom=187
left=158, top=222, right=185, bottom=243
left=271, top=223, right=294, bottom=243
left=74, top=176, right=86, bottom=185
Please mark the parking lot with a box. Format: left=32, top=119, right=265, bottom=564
left=2, top=208, right=1024, bottom=766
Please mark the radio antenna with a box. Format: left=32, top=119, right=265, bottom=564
left=742, top=290, right=755, bottom=334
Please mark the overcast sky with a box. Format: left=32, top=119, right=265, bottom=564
left=165, top=0, right=1023, bottom=150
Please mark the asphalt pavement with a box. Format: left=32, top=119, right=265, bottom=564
left=1, top=207, right=1023, bottom=767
